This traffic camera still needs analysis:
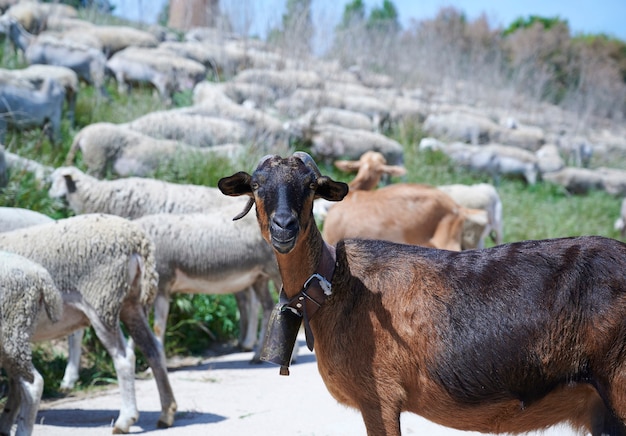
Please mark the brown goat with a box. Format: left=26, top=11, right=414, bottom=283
left=322, top=182, right=471, bottom=251
left=219, top=152, right=626, bottom=436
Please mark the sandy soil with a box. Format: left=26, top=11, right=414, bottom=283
left=33, top=333, right=577, bottom=436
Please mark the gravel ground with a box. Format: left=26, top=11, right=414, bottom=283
left=33, top=333, right=578, bottom=435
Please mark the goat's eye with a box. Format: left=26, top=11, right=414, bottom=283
left=309, top=182, right=316, bottom=191
left=251, top=182, right=259, bottom=190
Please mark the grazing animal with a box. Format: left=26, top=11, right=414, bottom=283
left=0, top=251, right=63, bottom=436
left=321, top=182, right=471, bottom=251
left=219, top=152, right=626, bottom=436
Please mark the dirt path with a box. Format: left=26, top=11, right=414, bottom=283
left=34, top=333, right=576, bottom=435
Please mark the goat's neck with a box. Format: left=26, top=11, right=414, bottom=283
left=349, top=172, right=380, bottom=191
left=275, top=219, right=333, bottom=298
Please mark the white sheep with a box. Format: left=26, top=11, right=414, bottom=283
left=2, top=1, right=77, bottom=33
left=65, top=122, right=244, bottom=178
left=0, top=214, right=177, bottom=433
left=437, top=183, right=504, bottom=247
left=0, top=250, right=63, bottom=436
left=133, top=206, right=281, bottom=362
left=542, top=166, right=605, bottom=194
left=123, top=110, right=248, bottom=147
left=1, top=17, right=107, bottom=94
left=106, top=46, right=206, bottom=102
left=0, top=206, right=53, bottom=232
left=16, top=64, right=79, bottom=125
left=310, top=124, right=404, bottom=166
left=0, top=70, right=64, bottom=143
left=4, top=149, right=53, bottom=184
left=48, top=166, right=244, bottom=219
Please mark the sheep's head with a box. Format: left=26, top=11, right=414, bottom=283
left=218, top=152, right=348, bottom=254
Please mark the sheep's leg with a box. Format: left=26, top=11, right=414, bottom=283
left=0, top=375, right=20, bottom=436
left=251, top=278, right=276, bottom=363
left=14, top=367, right=43, bottom=436
left=88, top=317, right=139, bottom=434
left=152, top=289, right=170, bottom=344
left=120, top=303, right=177, bottom=429
left=236, top=287, right=259, bottom=351
left=60, top=328, right=84, bottom=391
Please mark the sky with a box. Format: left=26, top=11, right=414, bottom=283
left=110, top=0, right=626, bottom=43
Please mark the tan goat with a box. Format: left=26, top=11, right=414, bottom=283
left=219, top=152, right=626, bottom=436
left=320, top=151, right=487, bottom=251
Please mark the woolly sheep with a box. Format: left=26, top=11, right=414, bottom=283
left=543, top=166, right=605, bottom=195
left=0, top=207, right=53, bottom=232
left=4, top=149, right=53, bottom=184
left=66, top=122, right=244, bottom=177
left=48, top=166, right=245, bottom=219
left=233, top=68, right=323, bottom=99
left=64, top=24, right=159, bottom=57
left=2, top=1, right=77, bottom=33
left=17, top=64, right=79, bottom=124
left=123, top=110, right=248, bottom=147
left=287, top=107, right=375, bottom=142
left=0, top=214, right=177, bottom=433
left=106, top=46, right=206, bottom=102
left=0, top=71, right=64, bottom=143
left=184, top=88, right=287, bottom=145
left=423, top=111, right=500, bottom=144
left=133, top=206, right=281, bottom=362
left=535, top=143, right=565, bottom=175
left=437, top=183, right=504, bottom=247
left=310, top=124, right=404, bottom=166
left=0, top=250, right=62, bottom=436
left=1, top=18, right=107, bottom=92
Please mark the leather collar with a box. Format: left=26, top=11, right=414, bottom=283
left=283, top=242, right=336, bottom=351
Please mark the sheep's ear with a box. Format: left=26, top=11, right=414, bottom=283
left=315, top=176, right=348, bottom=202
left=63, top=174, right=77, bottom=193
left=218, top=171, right=253, bottom=197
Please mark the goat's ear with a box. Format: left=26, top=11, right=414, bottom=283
left=316, top=176, right=349, bottom=201
left=334, top=159, right=360, bottom=173
left=218, top=172, right=253, bottom=197
left=383, top=164, right=407, bottom=177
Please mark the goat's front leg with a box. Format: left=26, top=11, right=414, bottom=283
left=359, top=399, right=402, bottom=436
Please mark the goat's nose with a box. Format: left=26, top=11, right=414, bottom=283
left=272, top=211, right=297, bottom=230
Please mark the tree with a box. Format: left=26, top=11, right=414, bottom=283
left=266, top=0, right=313, bottom=58
left=339, top=0, right=365, bottom=30
left=367, top=0, right=399, bottom=33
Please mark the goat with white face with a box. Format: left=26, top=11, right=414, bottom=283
left=219, top=152, right=626, bottom=436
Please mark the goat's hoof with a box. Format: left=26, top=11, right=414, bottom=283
left=157, top=404, right=177, bottom=428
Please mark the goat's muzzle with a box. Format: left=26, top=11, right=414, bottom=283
left=270, top=211, right=298, bottom=253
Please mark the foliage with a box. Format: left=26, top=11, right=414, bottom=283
left=367, top=0, right=400, bottom=33
left=503, top=15, right=569, bottom=36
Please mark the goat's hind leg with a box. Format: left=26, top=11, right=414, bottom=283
left=121, top=303, right=177, bottom=429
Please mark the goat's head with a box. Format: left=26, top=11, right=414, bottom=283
left=218, top=152, right=348, bottom=254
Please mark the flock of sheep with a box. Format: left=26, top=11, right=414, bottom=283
left=0, top=0, right=625, bottom=434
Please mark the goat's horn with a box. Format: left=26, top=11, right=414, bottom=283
left=233, top=197, right=255, bottom=221
left=293, top=151, right=321, bottom=176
